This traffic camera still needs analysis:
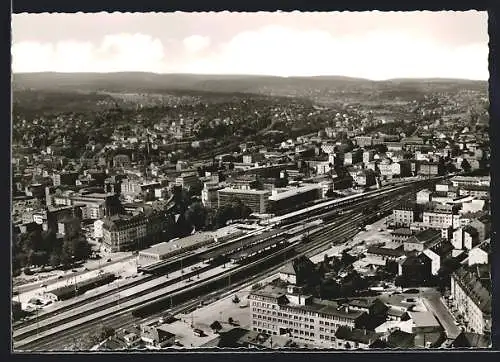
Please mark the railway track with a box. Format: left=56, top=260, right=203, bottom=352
left=14, top=181, right=430, bottom=350
left=20, top=198, right=402, bottom=351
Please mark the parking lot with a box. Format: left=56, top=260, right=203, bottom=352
left=165, top=291, right=252, bottom=347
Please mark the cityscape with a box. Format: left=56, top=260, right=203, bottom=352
left=11, top=11, right=491, bottom=351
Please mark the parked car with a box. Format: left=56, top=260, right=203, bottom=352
left=193, top=329, right=205, bottom=337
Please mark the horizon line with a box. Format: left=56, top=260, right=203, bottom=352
left=11, top=71, right=488, bottom=83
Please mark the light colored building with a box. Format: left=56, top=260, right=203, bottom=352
left=94, top=219, right=104, bottom=239
left=416, top=189, right=431, bottom=205
left=393, top=203, right=418, bottom=227
left=450, top=266, right=491, bottom=335
left=201, top=181, right=223, bottom=209
left=355, top=136, right=373, bottom=148
left=468, top=241, right=490, bottom=267
left=316, top=161, right=332, bottom=175
left=249, top=284, right=366, bottom=346
left=175, top=172, right=200, bottom=190
left=218, top=188, right=270, bottom=214
left=422, top=204, right=460, bottom=229
left=363, top=150, right=375, bottom=163
left=403, top=229, right=442, bottom=252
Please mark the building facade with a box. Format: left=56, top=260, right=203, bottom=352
left=249, top=285, right=366, bottom=346
left=218, top=188, right=270, bottom=214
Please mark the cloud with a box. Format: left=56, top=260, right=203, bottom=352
left=179, top=25, right=488, bottom=80
left=183, top=35, right=211, bottom=54
left=11, top=26, right=488, bottom=80
left=12, top=33, right=166, bottom=73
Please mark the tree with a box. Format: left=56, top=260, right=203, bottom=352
left=228, top=317, right=234, bottom=325
left=99, top=325, right=115, bottom=340
left=49, top=252, right=61, bottom=268
left=185, top=202, right=208, bottom=231
left=460, top=158, right=471, bottom=173
left=210, top=320, right=223, bottom=333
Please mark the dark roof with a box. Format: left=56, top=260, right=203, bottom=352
left=406, top=229, right=441, bottom=245
left=429, top=240, right=454, bottom=257
left=335, top=326, right=380, bottom=345
left=462, top=225, right=479, bottom=237
left=386, top=330, right=415, bottom=348
left=403, top=253, right=431, bottom=266
left=392, top=228, right=414, bottom=236
left=367, top=246, right=405, bottom=258
left=461, top=185, right=489, bottom=192
left=452, top=332, right=491, bottom=348
left=452, top=266, right=491, bottom=314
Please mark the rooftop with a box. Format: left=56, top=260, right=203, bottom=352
left=334, top=326, right=380, bottom=345
left=218, top=188, right=271, bottom=195
left=268, top=184, right=321, bottom=201
left=408, top=311, right=441, bottom=328
left=140, top=231, right=216, bottom=256
left=452, top=265, right=491, bottom=314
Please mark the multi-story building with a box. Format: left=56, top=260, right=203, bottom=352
left=71, top=192, right=122, bottom=220
left=268, top=184, right=322, bottom=214
left=344, top=149, right=363, bottom=166
left=393, top=202, right=419, bottom=228
left=450, top=265, right=491, bottom=335
left=450, top=176, right=490, bottom=188
left=113, top=154, right=131, bottom=168
left=422, top=204, right=460, bottom=229
left=218, top=188, right=270, bottom=214
left=403, top=228, right=442, bottom=252
left=398, top=253, right=432, bottom=286
left=249, top=284, right=366, bottom=346
left=175, top=172, right=200, bottom=190
left=468, top=241, right=490, bottom=267
left=363, top=150, right=375, bottom=164
left=94, top=219, right=104, bottom=239
left=201, top=181, right=223, bottom=209
left=452, top=226, right=480, bottom=250
left=57, top=215, right=81, bottom=237
left=52, top=171, right=79, bottom=187
left=354, top=136, right=373, bottom=148
left=458, top=185, right=489, bottom=199
left=102, top=214, right=148, bottom=252
left=416, top=189, right=431, bottom=205
left=417, top=162, right=444, bottom=177
left=101, top=209, right=173, bottom=252
left=391, top=228, right=415, bottom=244
left=378, top=159, right=395, bottom=179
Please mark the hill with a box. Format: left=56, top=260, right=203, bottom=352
left=12, top=72, right=488, bottom=105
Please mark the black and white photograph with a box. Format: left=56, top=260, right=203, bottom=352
left=10, top=10, right=492, bottom=351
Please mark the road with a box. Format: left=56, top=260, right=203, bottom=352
left=422, top=294, right=461, bottom=340
left=13, top=253, right=134, bottom=295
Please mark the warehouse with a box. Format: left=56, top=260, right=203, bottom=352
left=137, top=226, right=244, bottom=267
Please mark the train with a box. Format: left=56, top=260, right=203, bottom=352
left=47, top=272, right=116, bottom=301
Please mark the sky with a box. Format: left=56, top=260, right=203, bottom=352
left=11, top=11, right=489, bottom=80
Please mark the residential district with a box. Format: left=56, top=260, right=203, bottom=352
left=11, top=80, right=491, bottom=350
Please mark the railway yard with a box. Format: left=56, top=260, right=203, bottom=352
left=13, top=177, right=442, bottom=351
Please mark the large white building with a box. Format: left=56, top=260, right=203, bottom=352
left=450, top=266, right=491, bottom=336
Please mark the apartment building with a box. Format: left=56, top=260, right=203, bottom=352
left=218, top=188, right=270, bottom=214
left=249, top=285, right=366, bottom=347
left=201, top=181, right=223, bottom=209
left=393, top=202, right=419, bottom=228
left=450, top=265, right=491, bottom=335
left=422, top=204, right=460, bottom=229
left=102, top=209, right=173, bottom=252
